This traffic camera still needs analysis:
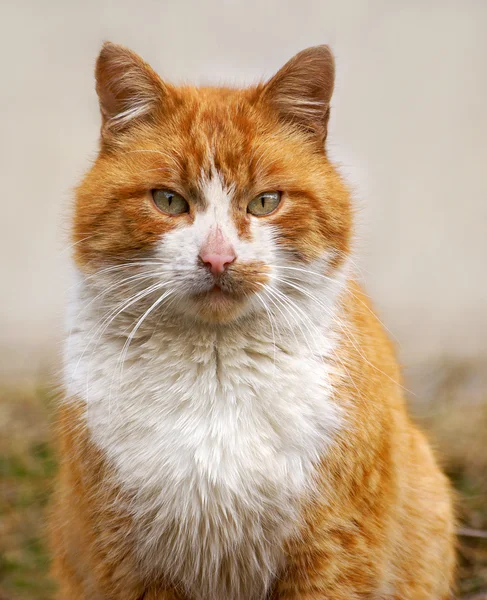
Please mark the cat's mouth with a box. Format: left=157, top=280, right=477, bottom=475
left=193, top=281, right=243, bottom=303
left=208, top=284, right=226, bottom=296
left=188, top=261, right=270, bottom=323
left=190, top=285, right=247, bottom=323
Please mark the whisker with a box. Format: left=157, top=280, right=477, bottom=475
left=74, top=270, right=163, bottom=320
left=269, top=264, right=336, bottom=283
left=61, top=234, right=98, bottom=255
left=69, top=280, right=174, bottom=389
left=272, top=275, right=408, bottom=392
left=254, top=292, right=278, bottom=374
left=262, top=284, right=360, bottom=401
left=110, top=288, right=175, bottom=407
left=258, top=285, right=305, bottom=352
left=268, top=286, right=362, bottom=397
left=270, top=263, right=398, bottom=342
left=64, top=261, right=165, bottom=293
left=84, top=280, right=175, bottom=407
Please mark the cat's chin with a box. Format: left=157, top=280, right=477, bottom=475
left=189, top=287, right=251, bottom=324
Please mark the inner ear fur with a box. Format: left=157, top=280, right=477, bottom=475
left=95, top=42, right=166, bottom=137
left=260, top=45, right=335, bottom=145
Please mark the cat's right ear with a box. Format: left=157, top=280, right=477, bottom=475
left=95, top=42, right=166, bottom=139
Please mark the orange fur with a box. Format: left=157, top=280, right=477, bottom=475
left=51, top=42, right=455, bottom=598
left=273, top=284, right=455, bottom=599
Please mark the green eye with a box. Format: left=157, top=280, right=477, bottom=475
left=152, top=189, right=189, bottom=215
left=247, top=192, right=281, bottom=216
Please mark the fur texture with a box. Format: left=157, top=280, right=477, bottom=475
left=51, top=42, right=455, bottom=599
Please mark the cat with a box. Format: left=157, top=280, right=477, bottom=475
left=50, top=42, right=455, bottom=599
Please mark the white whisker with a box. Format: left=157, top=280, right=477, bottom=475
left=269, top=263, right=398, bottom=342
left=273, top=274, right=407, bottom=392
left=254, top=292, right=278, bottom=373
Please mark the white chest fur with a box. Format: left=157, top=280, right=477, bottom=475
left=64, top=277, right=344, bottom=600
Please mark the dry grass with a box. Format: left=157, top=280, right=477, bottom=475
left=0, top=360, right=486, bottom=598
left=408, top=360, right=487, bottom=598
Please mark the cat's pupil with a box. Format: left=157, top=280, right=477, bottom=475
left=168, top=195, right=173, bottom=206
left=261, top=197, right=265, bottom=208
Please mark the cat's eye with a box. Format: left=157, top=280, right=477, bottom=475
left=247, top=192, right=281, bottom=216
left=152, top=189, right=189, bottom=215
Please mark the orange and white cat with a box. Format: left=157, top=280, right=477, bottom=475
left=51, top=42, right=455, bottom=599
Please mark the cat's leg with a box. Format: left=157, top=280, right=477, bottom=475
left=51, top=511, right=94, bottom=600
left=272, top=528, right=452, bottom=600
left=270, top=494, right=393, bottom=600
left=50, top=402, right=156, bottom=600
left=55, top=581, right=86, bottom=600
left=271, top=541, right=384, bottom=600
left=139, top=587, right=183, bottom=599
left=52, top=555, right=86, bottom=600
left=272, top=483, right=453, bottom=599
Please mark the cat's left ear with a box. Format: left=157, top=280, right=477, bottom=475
left=95, top=42, right=166, bottom=138
left=260, top=46, right=335, bottom=145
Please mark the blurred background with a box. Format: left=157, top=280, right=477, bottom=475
left=0, top=0, right=486, bottom=598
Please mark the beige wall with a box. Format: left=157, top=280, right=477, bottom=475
left=1, top=0, right=486, bottom=380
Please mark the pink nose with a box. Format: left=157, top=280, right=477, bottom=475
left=199, top=252, right=236, bottom=275
left=199, top=226, right=236, bottom=275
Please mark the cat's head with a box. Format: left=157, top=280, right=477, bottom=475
left=73, top=42, right=352, bottom=324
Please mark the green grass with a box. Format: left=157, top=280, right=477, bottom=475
left=0, top=386, right=57, bottom=600
left=0, top=373, right=486, bottom=599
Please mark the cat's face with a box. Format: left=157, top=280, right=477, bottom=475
left=73, top=43, right=351, bottom=323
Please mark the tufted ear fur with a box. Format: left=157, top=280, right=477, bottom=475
left=95, top=42, right=166, bottom=138
left=261, top=46, right=335, bottom=145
